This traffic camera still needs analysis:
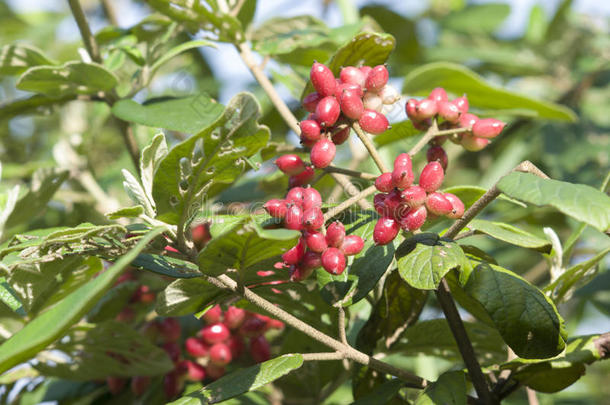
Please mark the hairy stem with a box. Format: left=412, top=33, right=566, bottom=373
left=352, top=122, right=389, bottom=173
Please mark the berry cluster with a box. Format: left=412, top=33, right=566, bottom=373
left=299, top=62, right=400, bottom=169
left=405, top=87, right=505, bottom=151
left=264, top=186, right=364, bottom=278
left=372, top=153, right=465, bottom=245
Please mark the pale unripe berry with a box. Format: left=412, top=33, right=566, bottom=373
left=379, top=85, right=401, bottom=105
left=303, top=92, right=322, bottom=112
left=289, top=166, right=314, bottom=188
left=363, top=92, right=383, bottom=112
left=302, top=207, right=324, bottom=230
left=282, top=238, right=306, bottom=264
left=310, top=62, right=336, bottom=97
left=340, top=88, right=365, bottom=119
left=300, top=120, right=322, bottom=144
left=331, top=126, right=350, bottom=145
left=250, top=335, right=271, bottom=363
left=285, top=204, right=304, bottom=230
left=326, top=221, right=345, bottom=248
left=200, top=323, right=230, bottom=345
left=301, top=251, right=322, bottom=270
left=472, top=118, right=505, bottom=138
left=438, top=101, right=460, bottom=123
left=275, top=154, right=305, bottom=175
left=428, top=87, right=448, bottom=103
left=305, top=231, right=328, bottom=252
left=340, top=66, right=366, bottom=88
left=405, top=98, right=419, bottom=121
left=416, top=99, right=438, bottom=120
left=426, top=146, right=448, bottom=170
left=365, top=65, right=389, bottom=92
left=264, top=199, right=287, bottom=218
left=315, top=96, right=340, bottom=127
left=419, top=161, right=445, bottom=193
left=400, top=185, right=427, bottom=208
left=461, top=134, right=489, bottom=151
left=321, top=247, right=347, bottom=275
left=444, top=193, right=465, bottom=219
left=359, top=109, right=389, bottom=134
left=375, top=172, right=394, bottom=192
left=209, top=343, right=232, bottom=366
left=341, top=235, right=365, bottom=255
left=425, top=192, right=453, bottom=216
left=285, top=187, right=305, bottom=206
left=302, top=187, right=322, bottom=211
left=459, top=113, right=479, bottom=130
left=399, top=206, right=428, bottom=231
left=373, top=216, right=400, bottom=245
left=310, top=138, right=336, bottom=168
left=453, top=96, right=469, bottom=114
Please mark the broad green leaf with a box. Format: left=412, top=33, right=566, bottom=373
left=460, top=262, right=567, bottom=359
left=500, top=334, right=605, bottom=392
left=198, top=221, right=299, bottom=277
left=352, top=379, right=404, bottom=405
left=111, top=95, right=224, bottom=134
left=34, top=321, right=173, bottom=380
left=132, top=253, right=202, bottom=279
left=170, top=354, right=303, bottom=404
left=0, top=94, right=75, bottom=121
left=250, top=16, right=331, bottom=56
left=236, top=0, right=256, bottom=29
left=16, top=62, right=118, bottom=98
left=153, top=92, right=270, bottom=224
left=396, top=233, right=471, bottom=290
left=373, top=120, right=420, bottom=147
left=442, top=4, right=510, bottom=34
left=525, top=5, right=547, bottom=44
left=497, top=172, right=610, bottom=232
left=0, top=44, right=56, bottom=75
left=402, top=62, right=576, bottom=121
left=0, top=227, right=164, bottom=373
left=442, top=185, right=525, bottom=210
left=150, top=39, right=215, bottom=75
left=464, top=219, right=551, bottom=252
left=106, top=205, right=144, bottom=220
left=0, top=277, right=25, bottom=316
left=414, top=371, right=467, bottom=405
left=156, top=278, right=224, bottom=316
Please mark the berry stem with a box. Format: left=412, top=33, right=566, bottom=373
left=337, top=306, right=348, bottom=345
left=323, top=166, right=377, bottom=180
left=352, top=122, right=389, bottom=173
left=328, top=173, right=373, bottom=210
left=323, top=185, right=378, bottom=222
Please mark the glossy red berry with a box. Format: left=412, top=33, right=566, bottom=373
left=359, top=65, right=373, bottom=77
left=359, top=109, right=389, bottom=134
left=321, top=247, right=347, bottom=275
left=341, top=235, right=365, bottom=256
left=107, top=377, right=126, bottom=395
left=363, top=92, right=383, bottom=112
left=310, top=62, right=337, bottom=97
left=340, top=66, right=366, bottom=88
left=311, top=138, right=336, bottom=169
left=426, top=146, right=448, bottom=170
left=472, top=118, right=505, bottom=139
left=289, top=264, right=314, bottom=282
left=202, top=305, right=222, bottom=324
left=400, top=185, right=427, bottom=208
left=428, top=87, right=448, bottom=103
left=184, top=360, right=206, bottom=382
left=340, top=88, right=365, bottom=120
left=158, top=318, right=181, bottom=343
left=275, top=154, right=305, bottom=175
left=302, top=187, right=322, bottom=211
left=365, top=65, right=389, bottom=92
left=335, top=82, right=363, bottom=99
left=185, top=337, right=209, bottom=358
left=419, top=161, right=445, bottom=193
left=383, top=189, right=404, bottom=218
left=392, top=153, right=414, bottom=189
left=438, top=101, right=460, bottom=123
left=131, top=376, right=151, bottom=396
left=375, top=172, right=394, bottom=192
left=416, top=99, right=438, bottom=120
left=331, top=126, right=350, bottom=145
left=301, top=251, right=322, bottom=270
left=285, top=187, right=305, bottom=205
left=459, top=112, right=479, bottom=130
left=285, top=204, right=304, bottom=230
left=303, top=92, right=322, bottom=112
left=425, top=192, right=453, bottom=216
left=264, top=199, right=288, bottom=219
left=412, top=118, right=432, bottom=131
left=315, top=96, right=340, bottom=127
left=227, top=335, right=245, bottom=358
left=373, top=217, right=400, bottom=245
left=191, top=223, right=211, bottom=249
left=452, top=96, right=469, bottom=114
left=325, top=221, right=346, bottom=248
left=200, top=323, right=230, bottom=345
left=209, top=343, right=232, bottom=366
left=288, top=166, right=315, bottom=188
left=405, top=98, right=419, bottom=121
left=302, top=207, right=324, bottom=230
left=224, top=306, right=246, bottom=330
left=374, top=193, right=387, bottom=215
left=398, top=206, right=427, bottom=231
left=444, top=193, right=465, bottom=219
left=282, top=238, right=306, bottom=264
left=239, top=316, right=267, bottom=337
left=250, top=335, right=271, bottom=363
left=305, top=231, right=328, bottom=253
left=300, top=120, right=322, bottom=144
left=461, top=134, right=489, bottom=151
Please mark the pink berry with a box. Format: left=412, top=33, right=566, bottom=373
left=264, top=199, right=288, bottom=218
left=425, top=192, right=453, bottom=216
left=131, top=376, right=151, bottom=396
left=453, top=96, right=469, bottom=114
left=383, top=189, right=404, bottom=218
left=301, top=251, right=322, bottom=270
left=444, top=193, right=465, bottom=219
left=373, top=216, right=400, bottom=245
left=107, top=377, right=126, bottom=395
left=335, top=82, right=363, bottom=99
left=359, top=65, right=373, bottom=77
left=305, top=231, right=328, bottom=253
left=158, top=317, right=181, bottom=342
left=250, top=335, right=271, bottom=363
left=163, top=342, right=181, bottom=363
left=239, top=316, right=267, bottom=337
left=200, top=323, right=230, bottom=345
left=365, top=65, right=389, bottom=92
left=227, top=335, right=245, bottom=358
left=185, top=337, right=209, bottom=357
left=300, top=120, right=322, bottom=144
left=302, top=187, right=322, bottom=210
left=315, top=96, right=341, bottom=127
left=275, top=154, right=305, bottom=175
left=310, top=138, right=336, bottom=168
left=286, top=187, right=305, bottom=205
left=285, top=204, right=303, bottom=230
left=363, top=92, right=383, bottom=112
left=289, top=263, right=315, bottom=282
left=459, top=113, right=479, bottom=131
left=209, top=343, right=232, bottom=366
left=472, top=118, right=505, bottom=139
left=426, top=146, right=448, bottom=170
left=282, top=238, right=306, bottom=264
left=379, top=85, right=400, bottom=105
left=340, top=66, right=366, bottom=88
left=359, top=109, right=389, bottom=134
left=184, top=361, right=206, bottom=382
left=419, top=161, right=445, bottom=193
left=461, top=134, right=489, bottom=151
left=289, top=166, right=315, bottom=188
left=375, top=172, right=394, bottom=192
left=405, top=98, right=419, bottom=121
left=374, top=193, right=388, bottom=215
left=302, top=207, right=324, bottom=230
left=398, top=206, right=427, bottom=231
left=224, top=306, right=246, bottom=329
left=416, top=99, right=438, bottom=120
left=341, top=235, right=364, bottom=256
left=331, top=126, right=350, bottom=145
left=340, top=88, right=365, bottom=120
left=428, top=87, right=448, bottom=103
left=438, top=101, right=460, bottom=123
left=310, top=62, right=336, bottom=97
left=400, top=185, right=427, bottom=208
left=325, top=221, right=345, bottom=248
left=321, top=247, right=347, bottom=275
left=392, top=153, right=414, bottom=189
left=302, top=92, right=322, bottom=112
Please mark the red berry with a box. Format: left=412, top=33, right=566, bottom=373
left=373, top=217, right=400, bottom=245
left=400, top=185, right=427, bottom=208
left=375, top=172, right=394, bottom=192
left=224, top=306, right=246, bottom=329
left=341, top=235, right=364, bottom=256
left=300, top=120, right=322, bottom=144
left=310, top=138, right=336, bottom=168
left=285, top=204, right=304, bottom=230
left=163, top=371, right=183, bottom=399
left=302, top=207, right=324, bottom=230
left=412, top=118, right=432, bottom=131
left=416, top=99, right=438, bottom=120
left=398, top=206, right=427, bottom=231
left=363, top=92, right=383, bottom=112
left=268, top=319, right=285, bottom=330
left=461, top=134, right=489, bottom=151
left=438, top=101, right=460, bottom=123
left=315, top=96, right=340, bottom=127
left=359, top=109, right=389, bottom=134
left=419, top=161, right=445, bottom=193
left=472, top=118, right=505, bottom=139
left=191, top=223, right=211, bottom=249
left=200, top=323, right=230, bottom=345
left=359, top=65, right=373, bottom=77
left=340, top=88, right=365, bottom=120
left=289, top=264, right=315, bottom=282
left=303, top=92, right=322, bottom=112
left=426, top=146, right=448, bottom=170
left=250, top=335, right=271, bottom=363
left=301, top=251, right=322, bottom=270
left=184, top=360, right=206, bottom=382
left=185, top=337, right=209, bottom=358
left=310, top=62, right=337, bottom=97
left=202, top=305, right=222, bottom=324
left=276, top=154, right=305, bottom=175
left=302, top=187, right=322, bottom=211
left=205, top=364, right=225, bottom=380
left=289, top=166, right=315, bottom=188
left=227, top=335, right=245, bottom=358
left=239, top=316, right=267, bottom=337
left=107, top=377, right=126, bottom=395
left=340, top=66, right=366, bottom=88
left=305, top=231, right=328, bottom=252
left=365, top=65, right=389, bottom=92
left=383, top=189, right=404, bottom=218
left=444, top=193, right=465, bottom=219
left=264, top=199, right=288, bottom=218
left=428, top=87, right=448, bottom=103
left=163, top=342, right=181, bottom=363
left=374, top=193, right=388, bottom=215
left=209, top=343, right=232, bottom=366
left=321, top=247, right=347, bottom=275
left=392, top=153, right=414, bottom=189
left=335, top=82, right=363, bottom=99
left=425, top=192, right=453, bottom=216
left=282, top=238, right=306, bottom=264
left=459, top=112, right=479, bottom=131
left=131, top=376, right=151, bottom=397
left=393, top=152, right=412, bottom=173
left=331, top=126, right=350, bottom=145
left=158, top=318, right=181, bottom=343
left=453, top=96, right=469, bottom=114
left=405, top=98, right=419, bottom=121
left=325, top=221, right=345, bottom=248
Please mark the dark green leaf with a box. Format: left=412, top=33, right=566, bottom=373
left=106, top=205, right=144, bottom=220
left=0, top=277, right=25, bottom=316
left=0, top=44, right=56, bottom=76
left=352, top=379, right=404, bottom=405
left=132, top=253, right=202, bottom=278
left=156, top=278, right=225, bottom=316
left=442, top=4, right=510, bottom=34
left=414, top=371, right=466, bottom=405
left=150, top=40, right=216, bottom=75
left=464, top=219, right=551, bottom=252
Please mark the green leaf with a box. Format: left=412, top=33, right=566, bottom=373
left=156, top=277, right=224, bottom=316
left=497, top=172, right=610, bottom=232
left=373, top=120, right=420, bottom=148
left=111, top=95, right=224, bottom=134
left=414, top=371, right=467, bottom=405
left=442, top=185, right=525, bottom=210
left=0, top=277, right=25, bottom=316
left=402, top=62, right=576, bottom=121
left=150, top=39, right=215, bottom=75
left=464, top=219, right=551, bottom=252
left=106, top=205, right=144, bottom=220
left=396, top=233, right=472, bottom=290
left=352, top=379, right=404, bottom=405
left=122, top=168, right=155, bottom=216
left=0, top=94, right=76, bottom=121
left=140, top=133, right=168, bottom=210
left=132, top=253, right=202, bottom=279
left=153, top=92, right=270, bottom=224
left=198, top=220, right=299, bottom=277
left=236, top=0, right=256, bottom=29
left=16, top=62, right=118, bottom=98
left=250, top=16, right=331, bottom=56
left=0, top=44, right=56, bottom=76
left=460, top=262, right=567, bottom=359
left=442, top=4, right=510, bottom=34
left=170, top=354, right=303, bottom=404
left=0, top=227, right=165, bottom=373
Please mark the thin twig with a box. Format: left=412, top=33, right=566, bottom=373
left=337, top=307, right=348, bottom=345
left=323, top=185, right=377, bottom=222
left=302, top=352, right=346, bottom=361
left=324, top=165, right=377, bottom=180
left=67, top=0, right=101, bottom=63
left=352, top=122, right=389, bottom=173
left=100, top=0, right=119, bottom=26
left=526, top=388, right=540, bottom=405
left=328, top=173, right=372, bottom=210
